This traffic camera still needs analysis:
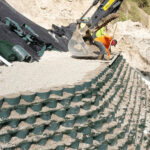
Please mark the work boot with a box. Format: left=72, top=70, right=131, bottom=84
left=97, top=55, right=104, bottom=60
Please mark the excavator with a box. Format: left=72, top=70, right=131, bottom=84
left=68, top=0, right=123, bottom=59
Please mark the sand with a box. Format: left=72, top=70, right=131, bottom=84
left=0, top=51, right=101, bottom=96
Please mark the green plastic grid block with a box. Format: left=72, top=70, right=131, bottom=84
left=67, top=130, right=77, bottom=139
left=0, top=109, right=11, bottom=119
left=71, top=95, right=82, bottom=102
left=70, top=141, right=79, bottom=149
left=9, top=119, right=20, bottom=128
left=75, top=116, right=88, bottom=124
left=4, top=95, right=20, bottom=106
left=16, top=129, right=28, bottom=139
left=63, top=86, right=75, bottom=94
left=21, top=92, right=36, bottom=103
left=37, top=90, right=50, bottom=100
left=52, top=133, right=63, bottom=142
left=97, top=141, right=108, bottom=150
left=62, top=119, right=75, bottom=128
left=67, top=107, right=80, bottom=115
left=30, top=103, right=42, bottom=112
left=94, top=133, right=105, bottom=142
left=47, top=121, right=60, bottom=131
left=20, top=142, right=31, bottom=150
left=0, top=134, right=11, bottom=143
left=90, top=110, right=99, bottom=118
left=93, top=120, right=103, bottom=130
left=54, top=109, right=66, bottom=119
left=79, top=127, right=91, bottom=135
left=50, top=89, right=62, bottom=96
left=60, top=98, right=71, bottom=107
left=25, top=116, right=36, bottom=124
left=83, top=81, right=92, bottom=89
left=16, top=106, right=27, bottom=115
left=41, top=112, right=51, bottom=121
left=33, top=125, right=45, bottom=135
left=82, top=102, right=91, bottom=110
left=83, top=137, right=93, bottom=145
left=56, top=145, right=65, bottom=150
left=75, top=84, right=85, bottom=92
left=0, top=97, right=3, bottom=108
left=38, top=138, right=48, bottom=146
left=46, top=100, right=57, bottom=108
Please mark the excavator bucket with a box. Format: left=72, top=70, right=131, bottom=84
left=68, top=27, right=99, bottom=58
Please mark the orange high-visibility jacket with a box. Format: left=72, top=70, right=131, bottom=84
left=94, top=34, right=112, bottom=59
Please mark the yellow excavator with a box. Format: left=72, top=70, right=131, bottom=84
left=68, top=0, right=123, bottom=59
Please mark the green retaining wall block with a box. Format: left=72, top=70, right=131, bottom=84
left=33, top=125, right=45, bottom=135
left=38, top=138, right=48, bottom=146
left=25, top=116, right=36, bottom=124
left=20, top=142, right=31, bottom=150
left=60, top=98, right=71, bottom=107
left=9, top=119, right=19, bottom=128
left=54, top=110, right=66, bottom=118
left=83, top=81, right=91, bottom=89
left=56, top=145, right=65, bottom=150
left=67, top=131, right=77, bottom=139
left=72, top=95, right=82, bottom=102
left=4, top=95, right=20, bottom=106
left=63, top=86, right=75, bottom=94
left=67, top=107, right=80, bottom=115
left=52, top=133, right=63, bottom=142
left=90, top=110, right=98, bottom=118
left=79, top=127, right=91, bottom=135
left=75, top=84, right=85, bottom=91
left=83, top=102, right=91, bottom=110
left=47, top=121, right=60, bottom=131
left=95, top=133, right=105, bottom=142
left=41, top=112, right=51, bottom=120
left=37, top=90, right=50, bottom=99
left=70, top=141, right=79, bottom=149
left=93, top=120, right=103, bottom=130
left=30, top=103, right=42, bottom=112
left=0, top=109, right=11, bottom=119
left=97, top=141, right=108, bottom=150
left=0, top=97, right=3, bottom=108
left=46, top=100, right=57, bottom=108
left=83, top=137, right=93, bottom=145
left=21, top=92, right=36, bottom=103
left=75, top=116, right=88, bottom=124
left=16, top=130, right=28, bottom=139
left=0, top=40, right=16, bottom=61
left=83, top=92, right=92, bottom=99
left=62, top=119, right=75, bottom=127
left=50, top=89, right=62, bottom=96
left=0, top=134, right=11, bottom=143
left=16, top=106, right=27, bottom=115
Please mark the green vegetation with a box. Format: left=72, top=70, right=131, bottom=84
left=118, top=0, right=150, bottom=23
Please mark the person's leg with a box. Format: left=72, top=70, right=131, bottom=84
left=94, top=41, right=106, bottom=55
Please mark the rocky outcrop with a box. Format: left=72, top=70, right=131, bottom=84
left=0, top=56, right=149, bottom=150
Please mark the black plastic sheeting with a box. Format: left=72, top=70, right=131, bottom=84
left=0, top=0, right=72, bottom=61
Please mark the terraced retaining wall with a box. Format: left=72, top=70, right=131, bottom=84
left=0, top=56, right=150, bottom=150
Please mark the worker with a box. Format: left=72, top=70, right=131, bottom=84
left=93, top=28, right=117, bottom=60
